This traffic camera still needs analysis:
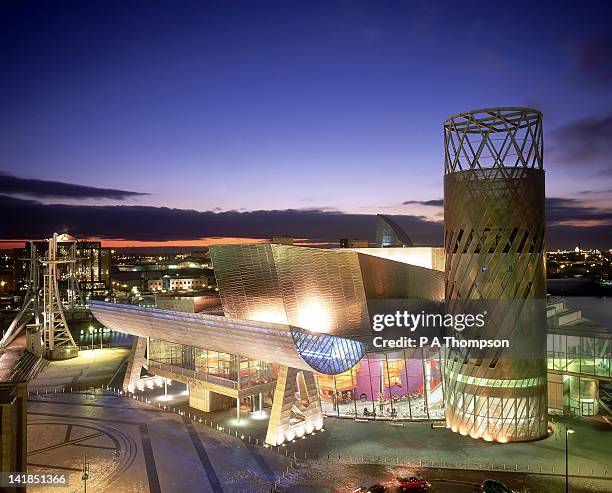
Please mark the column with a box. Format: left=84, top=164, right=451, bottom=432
left=122, top=336, right=147, bottom=392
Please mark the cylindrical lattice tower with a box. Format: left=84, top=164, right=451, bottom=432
left=443, top=107, right=547, bottom=442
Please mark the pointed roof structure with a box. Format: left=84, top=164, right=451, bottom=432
left=376, top=214, right=414, bottom=247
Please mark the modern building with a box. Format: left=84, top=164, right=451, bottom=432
left=547, top=298, right=611, bottom=417
left=89, top=107, right=610, bottom=446
left=376, top=214, right=414, bottom=248
left=89, top=242, right=610, bottom=445
left=90, top=243, right=445, bottom=445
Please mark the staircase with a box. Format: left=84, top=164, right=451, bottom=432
left=9, top=350, right=49, bottom=383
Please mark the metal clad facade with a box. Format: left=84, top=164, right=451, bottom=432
left=443, top=108, right=548, bottom=442
left=210, top=244, right=371, bottom=339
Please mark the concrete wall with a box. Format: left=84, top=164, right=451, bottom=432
left=189, top=383, right=234, bottom=412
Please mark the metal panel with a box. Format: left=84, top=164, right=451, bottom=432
left=348, top=247, right=446, bottom=272
left=89, top=301, right=365, bottom=375
left=210, top=244, right=371, bottom=338
left=443, top=107, right=548, bottom=442
left=356, top=253, right=445, bottom=301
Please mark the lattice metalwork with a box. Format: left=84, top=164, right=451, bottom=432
left=445, top=107, right=543, bottom=173
left=41, top=233, right=78, bottom=358
left=443, top=107, right=548, bottom=442
left=291, top=328, right=366, bottom=374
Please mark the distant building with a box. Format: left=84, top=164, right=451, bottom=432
left=177, top=251, right=211, bottom=269
left=115, top=251, right=211, bottom=271
left=339, top=239, right=369, bottom=248
left=155, top=293, right=221, bottom=313
left=147, top=275, right=209, bottom=292
left=272, top=236, right=294, bottom=245
left=12, top=237, right=111, bottom=298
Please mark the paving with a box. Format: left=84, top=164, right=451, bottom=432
left=121, top=382, right=612, bottom=492
left=26, top=390, right=291, bottom=493
left=130, top=382, right=612, bottom=480
left=28, top=347, right=130, bottom=391
left=24, top=379, right=612, bottom=493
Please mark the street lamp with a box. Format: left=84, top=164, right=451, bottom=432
left=565, top=427, right=575, bottom=493
left=88, top=325, right=94, bottom=350
left=82, top=452, right=89, bottom=493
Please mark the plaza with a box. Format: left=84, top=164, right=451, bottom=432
left=26, top=389, right=291, bottom=493
left=22, top=385, right=612, bottom=492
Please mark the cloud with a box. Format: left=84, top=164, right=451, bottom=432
left=0, top=172, right=149, bottom=200
left=575, top=33, right=612, bottom=85
left=547, top=223, right=610, bottom=249
left=546, top=197, right=612, bottom=225
left=578, top=189, right=612, bottom=195
left=402, top=196, right=612, bottom=227
left=402, top=199, right=444, bottom=206
left=0, top=195, right=609, bottom=249
left=549, top=113, right=612, bottom=175
left=0, top=195, right=443, bottom=245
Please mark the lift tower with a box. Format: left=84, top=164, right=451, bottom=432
left=40, top=233, right=79, bottom=360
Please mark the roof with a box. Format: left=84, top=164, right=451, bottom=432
left=376, top=214, right=414, bottom=247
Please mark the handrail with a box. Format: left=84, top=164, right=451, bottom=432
left=148, top=360, right=238, bottom=390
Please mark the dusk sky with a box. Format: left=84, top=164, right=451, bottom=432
left=1, top=0, right=611, bottom=248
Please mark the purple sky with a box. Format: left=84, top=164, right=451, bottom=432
left=1, top=1, right=611, bottom=247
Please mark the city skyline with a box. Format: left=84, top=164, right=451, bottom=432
left=1, top=0, right=611, bottom=248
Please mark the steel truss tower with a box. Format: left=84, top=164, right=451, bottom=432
left=0, top=233, right=79, bottom=360
left=443, top=108, right=547, bottom=442
left=40, top=233, right=78, bottom=360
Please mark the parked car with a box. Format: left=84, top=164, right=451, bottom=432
left=481, top=479, right=515, bottom=493
left=395, top=476, right=431, bottom=491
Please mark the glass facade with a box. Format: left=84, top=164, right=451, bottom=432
left=291, top=329, right=366, bottom=375
left=316, top=349, right=445, bottom=420
left=444, top=364, right=547, bottom=442
left=148, top=338, right=278, bottom=390
left=142, top=331, right=611, bottom=421
left=547, top=330, right=610, bottom=417
left=548, top=332, right=611, bottom=379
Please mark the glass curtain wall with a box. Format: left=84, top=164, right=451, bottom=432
left=316, top=349, right=445, bottom=420
left=548, top=332, right=611, bottom=379
left=547, top=332, right=610, bottom=416
left=149, top=339, right=276, bottom=387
